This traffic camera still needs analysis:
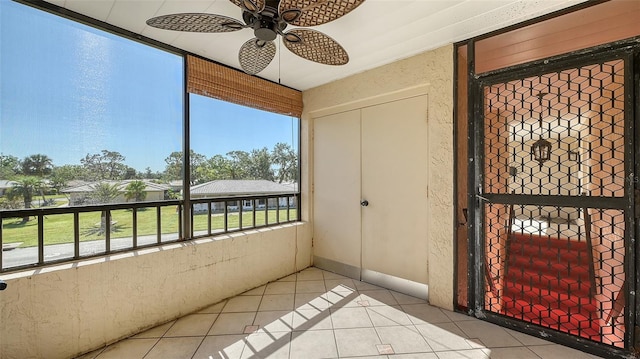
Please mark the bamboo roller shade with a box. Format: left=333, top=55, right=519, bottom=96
left=187, top=55, right=303, bottom=118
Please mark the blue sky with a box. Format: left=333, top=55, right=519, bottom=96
left=0, top=0, right=298, bottom=173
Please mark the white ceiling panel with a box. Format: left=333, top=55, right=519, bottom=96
left=63, top=0, right=115, bottom=22
left=43, top=0, right=590, bottom=91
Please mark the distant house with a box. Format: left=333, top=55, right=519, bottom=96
left=0, top=180, right=17, bottom=197
left=190, top=180, right=296, bottom=213
left=62, top=180, right=170, bottom=205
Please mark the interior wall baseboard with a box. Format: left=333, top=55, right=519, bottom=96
left=313, top=256, right=429, bottom=300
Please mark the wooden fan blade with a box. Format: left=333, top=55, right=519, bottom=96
left=146, top=13, right=245, bottom=33
left=278, top=0, right=366, bottom=27
left=239, top=38, right=276, bottom=75
left=283, top=29, right=348, bottom=66
left=229, top=0, right=266, bottom=13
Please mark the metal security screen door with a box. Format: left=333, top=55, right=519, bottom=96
left=472, top=49, right=636, bottom=353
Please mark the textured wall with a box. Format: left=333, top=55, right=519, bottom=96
left=0, top=223, right=310, bottom=359
left=303, top=45, right=454, bottom=309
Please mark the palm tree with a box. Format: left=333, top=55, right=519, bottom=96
left=8, top=176, right=42, bottom=223
left=21, top=154, right=53, bottom=177
left=90, top=182, right=121, bottom=233
left=124, top=180, right=147, bottom=202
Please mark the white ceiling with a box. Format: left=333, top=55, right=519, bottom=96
left=44, top=0, right=588, bottom=91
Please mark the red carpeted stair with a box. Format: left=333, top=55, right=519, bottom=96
left=502, top=233, right=602, bottom=341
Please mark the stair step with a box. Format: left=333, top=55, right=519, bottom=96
left=502, top=297, right=601, bottom=341
left=508, top=256, right=590, bottom=278
left=506, top=270, right=592, bottom=297
left=503, top=283, right=597, bottom=313
left=507, top=244, right=591, bottom=266
left=510, top=234, right=589, bottom=251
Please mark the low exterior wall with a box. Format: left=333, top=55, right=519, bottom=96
left=0, top=222, right=310, bottom=359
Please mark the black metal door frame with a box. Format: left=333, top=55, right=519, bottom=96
left=467, top=43, right=638, bottom=359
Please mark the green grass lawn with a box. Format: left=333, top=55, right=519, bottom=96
left=2, top=207, right=298, bottom=248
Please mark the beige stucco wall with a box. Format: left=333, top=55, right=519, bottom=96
left=0, top=223, right=311, bottom=359
left=302, top=45, right=454, bottom=309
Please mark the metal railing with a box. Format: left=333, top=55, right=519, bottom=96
left=189, top=193, right=300, bottom=238
left=0, top=193, right=300, bottom=273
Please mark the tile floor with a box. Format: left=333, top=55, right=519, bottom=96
left=76, top=267, right=604, bottom=359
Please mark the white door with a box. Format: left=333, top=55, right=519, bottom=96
left=313, top=109, right=362, bottom=269
left=313, top=95, right=428, bottom=285
left=361, top=95, right=429, bottom=284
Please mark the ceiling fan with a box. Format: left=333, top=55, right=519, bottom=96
left=147, top=0, right=365, bottom=75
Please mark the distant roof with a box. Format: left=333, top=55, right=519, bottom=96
left=191, top=180, right=295, bottom=197
left=62, top=180, right=170, bottom=193
left=0, top=180, right=16, bottom=189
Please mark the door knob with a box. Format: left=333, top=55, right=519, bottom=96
left=360, top=200, right=369, bottom=207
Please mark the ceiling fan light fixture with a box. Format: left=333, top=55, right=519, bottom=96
left=283, top=32, right=302, bottom=43
left=242, top=0, right=260, bottom=12
left=281, top=9, right=302, bottom=23
left=222, top=22, right=244, bottom=30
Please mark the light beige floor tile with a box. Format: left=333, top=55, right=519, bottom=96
left=485, top=347, right=540, bottom=359
left=366, top=305, right=412, bottom=326
left=264, top=281, right=295, bottom=294
left=402, top=304, right=452, bottom=324
left=324, top=278, right=357, bottom=292
left=331, top=307, right=373, bottom=329
left=209, top=312, right=257, bottom=335
left=192, top=335, right=246, bottom=359
left=258, top=294, right=294, bottom=311
left=297, top=269, right=324, bottom=281
left=507, top=329, right=552, bottom=346
left=435, top=349, right=490, bottom=359
left=528, top=344, right=606, bottom=359
left=415, top=322, right=481, bottom=352
left=164, top=314, right=217, bottom=337
left=376, top=325, right=432, bottom=354
left=292, top=308, right=333, bottom=331
left=87, top=268, right=608, bottom=359
left=455, top=320, right=522, bottom=348
left=389, top=354, right=438, bottom=359
left=74, top=347, right=105, bottom=359
left=242, top=285, right=266, bottom=296
left=323, top=290, right=360, bottom=308
left=296, top=280, right=326, bottom=293
left=353, top=280, right=386, bottom=291
left=240, top=331, right=291, bottom=359
left=391, top=291, right=428, bottom=305
left=222, top=295, right=262, bottom=313
left=132, top=321, right=174, bottom=339
left=358, top=290, right=399, bottom=306
left=143, top=337, right=202, bottom=359
left=334, top=327, right=382, bottom=357
left=322, top=271, right=349, bottom=280
left=290, top=330, right=338, bottom=359
left=294, top=292, right=331, bottom=310
left=197, top=300, right=227, bottom=314
left=441, top=309, right=476, bottom=322
left=277, top=274, right=297, bottom=282
left=95, top=338, right=157, bottom=359
left=253, top=310, right=294, bottom=332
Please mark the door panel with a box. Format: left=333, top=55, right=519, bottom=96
left=313, top=110, right=362, bottom=268
left=478, top=57, right=628, bottom=349
left=361, top=95, right=429, bottom=284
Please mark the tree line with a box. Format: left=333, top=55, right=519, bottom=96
left=0, top=143, right=298, bottom=211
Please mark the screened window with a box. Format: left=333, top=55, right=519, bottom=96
left=0, top=1, right=183, bottom=209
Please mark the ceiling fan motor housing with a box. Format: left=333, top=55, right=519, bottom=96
left=254, top=17, right=278, bottom=41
